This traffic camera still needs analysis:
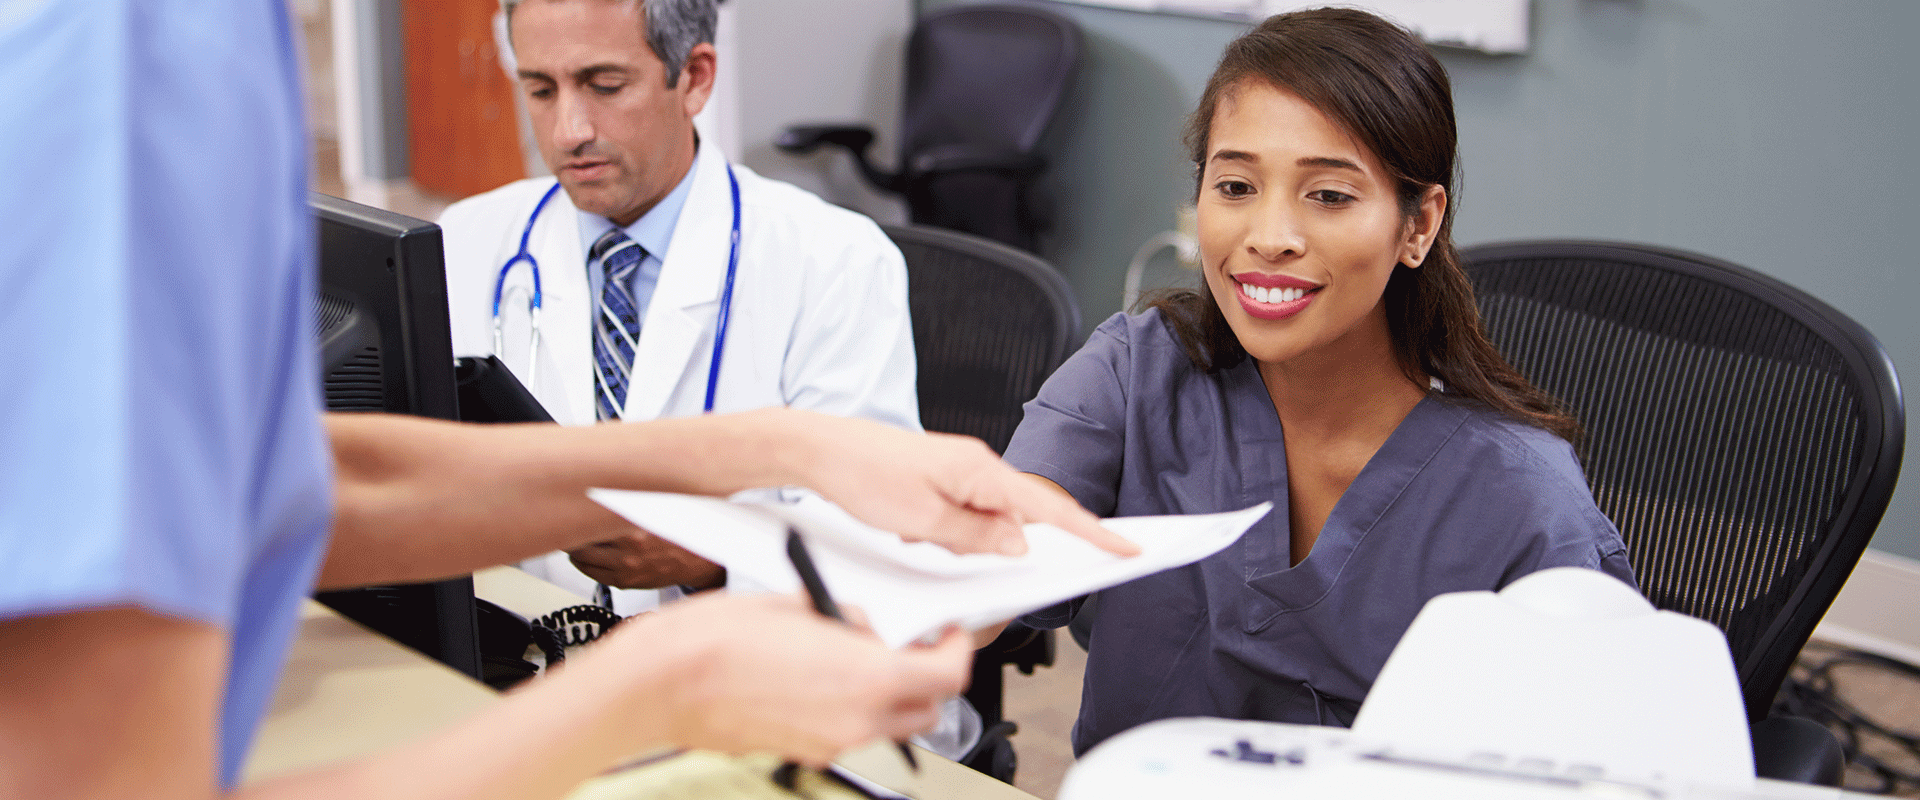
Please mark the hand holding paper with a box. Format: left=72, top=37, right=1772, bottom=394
left=778, top=420, right=1140, bottom=558
left=588, top=489, right=1272, bottom=648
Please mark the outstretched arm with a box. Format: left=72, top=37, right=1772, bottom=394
left=972, top=473, right=1091, bottom=648
left=0, top=594, right=968, bottom=800
left=321, top=407, right=1135, bottom=589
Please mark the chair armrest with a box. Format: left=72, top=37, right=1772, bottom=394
left=775, top=123, right=901, bottom=193
left=906, top=142, right=1045, bottom=179
left=775, top=123, right=876, bottom=155
left=977, top=621, right=1054, bottom=673
left=1751, top=714, right=1846, bottom=786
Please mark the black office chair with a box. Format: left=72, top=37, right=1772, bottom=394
left=780, top=4, right=1080, bottom=254
left=883, top=223, right=1083, bottom=782
left=1459, top=240, right=1905, bottom=786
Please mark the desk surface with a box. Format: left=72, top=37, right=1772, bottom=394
left=244, top=567, right=1036, bottom=800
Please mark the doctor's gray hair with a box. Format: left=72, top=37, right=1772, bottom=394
left=501, top=0, right=717, bottom=88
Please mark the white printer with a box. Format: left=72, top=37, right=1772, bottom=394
left=1059, top=569, right=1863, bottom=800
left=1057, top=717, right=1857, bottom=800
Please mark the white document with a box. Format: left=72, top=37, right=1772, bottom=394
left=587, top=488, right=1271, bottom=648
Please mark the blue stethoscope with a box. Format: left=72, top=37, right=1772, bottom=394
left=491, top=164, right=742, bottom=414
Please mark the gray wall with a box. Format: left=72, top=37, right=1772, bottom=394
left=922, top=0, right=1920, bottom=559
left=730, top=0, right=911, bottom=226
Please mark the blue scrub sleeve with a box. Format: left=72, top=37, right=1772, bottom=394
left=1004, top=314, right=1140, bottom=518
left=1004, top=314, right=1145, bottom=629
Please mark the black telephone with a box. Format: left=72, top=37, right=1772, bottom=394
left=454, top=355, right=621, bottom=689
left=455, top=354, right=555, bottom=425
left=475, top=598, right=629, bottom=690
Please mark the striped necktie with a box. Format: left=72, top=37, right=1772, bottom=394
left=589, top=228, right=646, bottom=421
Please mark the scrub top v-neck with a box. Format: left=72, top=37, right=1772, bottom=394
left=1005, top=310, right=1635, bottom=755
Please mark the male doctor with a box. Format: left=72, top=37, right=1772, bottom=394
left=440, top=0, right=919, bottom=613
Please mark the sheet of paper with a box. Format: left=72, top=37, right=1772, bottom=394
left=587, top=488, right=1271, bottom=648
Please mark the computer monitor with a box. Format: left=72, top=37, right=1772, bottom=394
left=310, top=192, right=483, bottom=681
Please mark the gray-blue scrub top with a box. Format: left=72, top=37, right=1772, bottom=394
left=1005, top=310, right=1637, bottom=755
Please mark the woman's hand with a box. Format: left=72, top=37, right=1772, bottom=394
left=775, top=411, right=1140, bottom=558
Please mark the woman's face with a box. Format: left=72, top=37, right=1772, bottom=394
left=1196, top=80, right=1442, bottom=370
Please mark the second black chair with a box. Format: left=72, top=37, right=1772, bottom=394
left=781, top=4, right=1081, bottom=254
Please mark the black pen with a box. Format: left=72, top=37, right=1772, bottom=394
left=785, top=526, right=921, bottom=774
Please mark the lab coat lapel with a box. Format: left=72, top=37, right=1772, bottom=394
left=533, top=195, right=596, bottom=425
left=621, top=143, right=731, bottom=421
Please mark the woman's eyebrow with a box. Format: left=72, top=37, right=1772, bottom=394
left=1297, top=155, right=1363, bottom=173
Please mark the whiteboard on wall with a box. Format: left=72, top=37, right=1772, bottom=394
left=1052, top=0, right=1530, bottom=55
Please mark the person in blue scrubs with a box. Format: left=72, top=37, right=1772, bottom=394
left=0, top=2, right=1132, bottom=797
left=1002, top=8, right=1637, bottom=755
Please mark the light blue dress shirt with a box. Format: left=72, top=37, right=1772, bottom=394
left=0, top=0, right=333, bottom=787
left=579, top=162, right=698, bottom=330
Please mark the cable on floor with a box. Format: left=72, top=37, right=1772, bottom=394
left=1774, top=647, right=1920, bottom=795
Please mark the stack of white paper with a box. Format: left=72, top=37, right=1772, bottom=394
left=587, top=488, right=1271, bottom=648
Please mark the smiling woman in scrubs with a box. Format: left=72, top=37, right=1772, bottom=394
left=1002, top=7, right=1638, bottom=755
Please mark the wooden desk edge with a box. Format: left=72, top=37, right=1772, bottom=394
left=246, top=567, right=1038, bottom=799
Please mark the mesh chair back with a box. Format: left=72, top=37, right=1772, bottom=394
left=884, top=224, right=1081, bottom=454
left=1460, top=240, right=1903, bottom=721
left=884, top=224, right=1081, bottom=777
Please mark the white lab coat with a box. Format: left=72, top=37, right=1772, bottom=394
left=442, top=141, right=918, bottom=428
left=439, top=141, right=920, bottom=609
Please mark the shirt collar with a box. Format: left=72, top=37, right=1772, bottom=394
left=575, top=152, right=699, bottom=261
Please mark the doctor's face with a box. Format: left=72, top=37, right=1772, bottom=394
left=1197, top=80, right=1441, bottom=371
left=511, top=0, right=714, bottom=228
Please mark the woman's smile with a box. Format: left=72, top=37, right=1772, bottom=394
left=1231, top=271, right=1321, bottom=320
